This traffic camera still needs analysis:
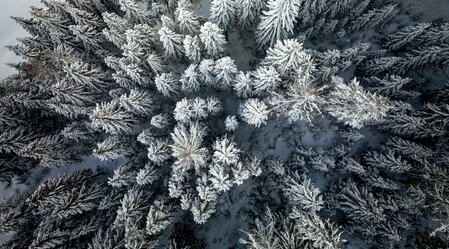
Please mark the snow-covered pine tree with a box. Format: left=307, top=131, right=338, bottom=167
left=364, top=150, right=412, bottom=174
left=184, top=35, right=203, bottom=63
left=69, top=24, right=106, bottom=52
left=224, top=115, right=239, bottom=131
left=345, top=0, right=369, bottom=19
left=48, top=80, right=97, bottom=118
left=180, top=65, right=201, bottom=93
left=0, top=4, right=112, bottom=176
left=212, top=135, right=241, bottom=165
left=103, top=12, right=131, bottom=47
left=63, top=59, right=111, bottom=92
left=365, top=74, right=413, bottom=97
left=93, top=136, right=134, bottom=161
left=380, top=111, right=438, bottom=138
left=196, top=173, right=218, bottom=202
left=293, top=211, right=342, bottom=249
left=284, top=172, right=323, bottom=213
left=416, top=22, right=449, bottom=46
left=108, top=161, right=138, bottom=188
left=147, top=138, right=171, bottom=165
left=50, top=183, right=104, bottom=219
left=90, top=100, right=137, bottom=134
left=256, top=0, right=302, bottom=48
left=214, top=56, right=237, bottom=89
left=191, top=198, right=217, bottom=224
left=239, top=208, right=284, bottom=249
left=114, top=186, right=150, bottom=229
left=383, top=137, right=433, bottom=159
left=123, top=24, right=158, bottom=62
left=401, top=45, right=449, bottom=72
left=136, top=163, right=160, bottom=185
left=325, top=77, right=390, bottom=128
left=0, top=169, right=112, bottom=247
left=360, top=56, right=404, bottom=76
left=234, top=71, right=255, bottom=98
left=174, top=97, right=222, bottom=123
left=209, top=162, right=232, bottom=192
left=118, top=0, right=154, bottom=25
left=269, top=78, right=325, bottom=123
left=175, top=0, right=200, bottom=34
left=339, top=181, right=386, bottom=222
left=262, top=39, right=312, bottom=76
left=241, top=207, right=342, bottom=249
left=19, top=135, right=76, bottom=167
left=239, top=98, right=270, bottom=127
left=154, top=72, right=179, bottom=97
left=170, top=122, right=208, bottom=171
left=118, top=61, right=148, bottom=87
left=350, top=4, right=398, bottom=32
left=210, top=0, right=237, bottom=30
left=199, top=59, right=216, bottom=86
left=147, top=52, right=165, bottom=74
left=119, top=89, right=156, bottom=116
left=334, top=180, right=411, bottom=242
left=146, top=198, right=176, bottom=235
left=199, top=22, right=227, bottom=58
left=236, top=0, right=263, bottom=29
left=158, top=25, right=185, bottom=58
left=384, top=22, right=431, bottom=51
left=251, top=66, right=281, bottom=96
left=151, top=113, right=171, bottom=129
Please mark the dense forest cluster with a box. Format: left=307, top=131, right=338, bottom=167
left=1, top=0, right=449, bottom=248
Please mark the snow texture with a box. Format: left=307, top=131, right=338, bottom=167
left=1, top=0, right=449, bottom=248
left=0, top=0, right=41, bottom=78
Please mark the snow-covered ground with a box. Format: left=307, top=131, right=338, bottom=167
left=398, top=0, right=449, bottom=21
left=0, top=0, right=41, bottom=79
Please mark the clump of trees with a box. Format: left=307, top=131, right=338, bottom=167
left=1, top=0, right=449, bottom=248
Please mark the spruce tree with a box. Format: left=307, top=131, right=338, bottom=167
left=175, top=0, right=200, bottom=34
left=239, top=98, right=270, bottom=128
left=384, top=22, right=431, bottom=51
left=325, top=77, right=390, bottom=129
left=236, top=0, right=263, bottom=29
left=256, top=0, right=302, bottom=48
left=200, top=22, right=227, bottom=58
left=159, top=26, right=185, bottom=58
left=211, top=0, right=237, bottom=30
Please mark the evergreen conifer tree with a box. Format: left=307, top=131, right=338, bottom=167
left=256, top=0, right=302, bottom=48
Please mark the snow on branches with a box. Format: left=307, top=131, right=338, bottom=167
left=200, top=22, right=227, bottom=58
left=326, top=77, right=390, bottom=129
left=4, top=0, right=449, bottom=248
left=170, top=122, right=208, bottom=170
left=256, top=0, right=302, bottom=47
left=239, top=98, right=270, bottom=128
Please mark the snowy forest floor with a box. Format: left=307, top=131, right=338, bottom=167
left=0, top=0, right=41, bottom=78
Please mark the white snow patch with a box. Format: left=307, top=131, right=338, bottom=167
left=0, top=0, right=41, bottom=79
left=195, top=0, right=211, bottom=18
